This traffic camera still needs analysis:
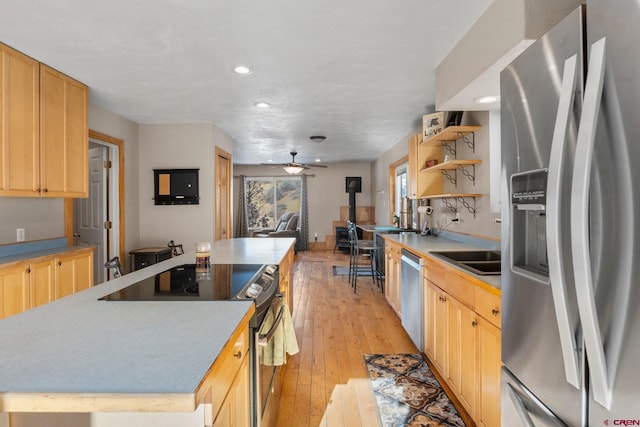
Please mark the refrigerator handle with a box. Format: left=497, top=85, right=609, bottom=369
left=571, top=37, right=611, bottom=409
left=546, top=54, right=581, bottom=388
left=507, top=385, right=536, bottom=427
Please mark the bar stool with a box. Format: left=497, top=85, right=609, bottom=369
left=347, top=221, right=381, bottom=293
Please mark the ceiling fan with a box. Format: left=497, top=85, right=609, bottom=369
left=262, top=152, right=328, bottom=174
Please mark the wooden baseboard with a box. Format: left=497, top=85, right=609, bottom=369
left=307, top=242, right=328, bottom=251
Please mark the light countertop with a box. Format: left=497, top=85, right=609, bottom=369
left=382, top=233, right=501, bottom=290
left=0, top=238, right=295, bottom=413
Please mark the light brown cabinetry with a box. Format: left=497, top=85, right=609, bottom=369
left=0, top=263, right=30, bottom=319
left=279, top=245, right=294, bottom=313
left=384, top=239, right=402, bottom=316
left=0, top=43, right=88, bottom=198
left=408, top=134, right=443, bottom=199
left=422, top=255, right=501, bottom=426
left=0, top=247, right=94, bottom=319
left=55, top=249, right=94, bottom=299
left=207, top=312, right=251, bottom=427
left=39, top=65, right=88, bottom=197
left=0, top=43, right=40, bottom=195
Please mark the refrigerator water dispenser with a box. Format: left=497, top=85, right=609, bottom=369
left=510, top=169, right=550, bottom=282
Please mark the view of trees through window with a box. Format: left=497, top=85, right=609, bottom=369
left=245, top=177, right=301, bottom=228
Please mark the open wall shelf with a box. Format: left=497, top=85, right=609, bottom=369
left=420, top=159, right=482, bottom=186
left=421, top=193, right=483, bottom=217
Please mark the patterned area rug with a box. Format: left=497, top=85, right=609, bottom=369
left=364, top=353, right=465, bottom=427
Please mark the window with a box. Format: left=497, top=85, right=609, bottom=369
left=245, top=177, right=301, bottom=229
left=395, top=164, right=408, bottom=216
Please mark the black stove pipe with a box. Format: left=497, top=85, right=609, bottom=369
left=348, top=180, right=357, bottom=223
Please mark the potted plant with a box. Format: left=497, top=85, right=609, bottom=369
left=393, top=214, right=400, bottom=228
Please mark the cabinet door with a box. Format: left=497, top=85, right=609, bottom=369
left=476, top=317, right=501, bottom=427
left=55, top=251, right=94, bottom=299
left=0, top=44, right=40, bottom=196
left=447, top=296, right=477, bottom=415
left=213, top=352, right=250, bottom=427
left=55, top=254, right=75, bottom=299
left=30, top=258, right=55, bottom=308
left=73, top=251, right=94, bottom=292
left=0, top=263, right=30, bottom=319
left=423, top=277, right=436, bottom=359
left=433, top=286, right=448, bottom=376
left=40, top=65, right=88, bottom=198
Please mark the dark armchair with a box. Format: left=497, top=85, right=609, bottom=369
left=253, top=212, right=299, bottom=238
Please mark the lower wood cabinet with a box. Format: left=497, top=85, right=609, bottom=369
left=0, top=247, right=94, bottom=319
left=279, top=245, right=294, bottom=313
left=384, top=240, right=401, bottom=316
left=422, top=256, right=501, bottom=427
left=212, top=354, right=250, bottom=427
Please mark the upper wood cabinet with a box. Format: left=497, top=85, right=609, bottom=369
left=0, top=43, right=88, bottom=198
left=0, top=44, right=40, bottom=195
left=408, top=134, right=443, bottom=199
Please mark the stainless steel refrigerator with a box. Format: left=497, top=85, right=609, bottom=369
left=500, top=2, right=640, bottom=426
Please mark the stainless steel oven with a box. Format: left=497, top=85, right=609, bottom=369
left=253, top=293, right=286, bottom=427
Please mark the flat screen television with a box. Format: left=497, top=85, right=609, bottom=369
left=153, top=169, right=199, bottom=205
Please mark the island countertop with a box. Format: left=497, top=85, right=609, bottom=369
left=0, top=237, right=295, bottom=413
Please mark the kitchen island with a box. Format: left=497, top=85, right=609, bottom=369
left=0, top=237, right=295, bottom=427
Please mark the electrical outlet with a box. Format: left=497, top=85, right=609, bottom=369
left=16, top=228, right=25, bottom=242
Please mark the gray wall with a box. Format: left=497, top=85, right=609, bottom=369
left=138, top=123, right=234, bottom=251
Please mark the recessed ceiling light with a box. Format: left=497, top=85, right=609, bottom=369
left=474, top=95, right=499, bottom=104
left=267, top=159, right=273, bottom=163
left=315, top=158, right=321, bottom=162
left=255, top=102, right=270, bottom=108
left=233, top=65, right=252, bottom=75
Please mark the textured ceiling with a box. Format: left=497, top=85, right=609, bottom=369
left=0, top=0, right=492, bottom=165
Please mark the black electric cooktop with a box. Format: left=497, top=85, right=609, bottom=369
left=99, top=264, right=275, bottom=302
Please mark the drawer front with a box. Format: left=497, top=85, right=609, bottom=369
left=208, top=326, right=250, bottom=414
left=424, top=257, right=474, bottom=307
left=475, top=286, right=501, bottom=329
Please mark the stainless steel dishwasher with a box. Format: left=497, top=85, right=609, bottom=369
left=400, top=248, right=424, bottom=350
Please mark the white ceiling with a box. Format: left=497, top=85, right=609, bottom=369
left=0, top=0, right=493, bottom=165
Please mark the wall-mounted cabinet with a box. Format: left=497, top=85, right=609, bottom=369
left=0, top=43, right=88, bottom=198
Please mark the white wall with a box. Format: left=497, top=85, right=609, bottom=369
left=233, top=163, right=372, bottom=242
left=138, top=123, right=234, bottom=251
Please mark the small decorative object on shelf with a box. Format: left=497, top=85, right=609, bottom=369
left=425, top=158, right=438, bottom=168
left=422, top=112, right=446, bottom=140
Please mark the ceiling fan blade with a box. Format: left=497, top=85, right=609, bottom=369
left=306, top=164, right=328, bottom=168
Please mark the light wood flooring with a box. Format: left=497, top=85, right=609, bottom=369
left=275, top=250, right=419, bottom=426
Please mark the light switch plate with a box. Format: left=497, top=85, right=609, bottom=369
left=16, top=228, right=25, bottom=242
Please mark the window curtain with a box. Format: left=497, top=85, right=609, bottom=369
left=298, top=174, right=309, bottom=251
left=234, top=175, right=250, bottom=237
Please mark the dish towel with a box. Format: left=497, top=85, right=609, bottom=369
left=259, top=300, right=299, bottom=366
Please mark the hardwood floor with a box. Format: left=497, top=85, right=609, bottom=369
left=275, top=250, right=418, bottom=427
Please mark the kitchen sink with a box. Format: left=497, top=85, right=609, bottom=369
left=430, top=250, right=501, bottom=275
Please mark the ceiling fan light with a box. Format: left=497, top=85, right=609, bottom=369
left=283, top=165, right=304, bottom=174
left=309, top=135, right=326, bottom=143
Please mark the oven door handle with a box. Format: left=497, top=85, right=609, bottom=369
left=258, top=297, right=286, bottom=346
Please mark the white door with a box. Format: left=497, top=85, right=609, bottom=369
left=74, top=144, right=108, bottom=284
